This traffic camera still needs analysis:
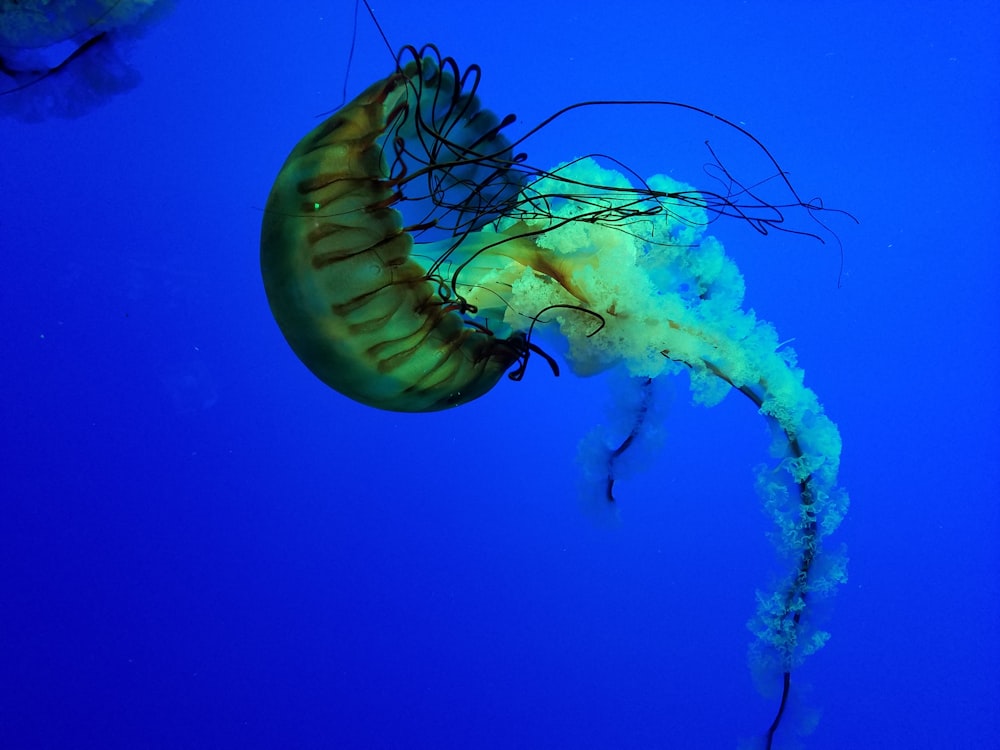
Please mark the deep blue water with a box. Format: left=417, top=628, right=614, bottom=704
left=2, top=2, right=998, bottom=748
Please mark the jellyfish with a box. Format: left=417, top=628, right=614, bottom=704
left=260, top=45, right=849, bottom=747
left=0, top=0, right=172, bottom=121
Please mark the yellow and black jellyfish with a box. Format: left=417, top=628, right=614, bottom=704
left=260, top=44, right=850, bottom=748
left=0, top=0, right=172, bottom=120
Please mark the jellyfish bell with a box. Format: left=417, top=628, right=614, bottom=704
left=260, top=44, right=850, bottom=747
left=0, top=0, right=173, bottom=120
left=260, top=48, right=535, bottom=412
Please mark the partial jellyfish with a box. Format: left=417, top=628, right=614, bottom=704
left=260, top=45, right=850, bottom=748
left=0, top=0, right=172, bottom=120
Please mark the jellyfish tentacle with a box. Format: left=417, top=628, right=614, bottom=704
left=464, top=157, right=849, bottom=743
left=687, top=353, right=829, bottom=750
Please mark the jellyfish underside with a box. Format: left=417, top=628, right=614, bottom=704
left=260, top=46, right=848, bottom=747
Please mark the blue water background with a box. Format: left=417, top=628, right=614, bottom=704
left=2, top=2, right=998, bottom=748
